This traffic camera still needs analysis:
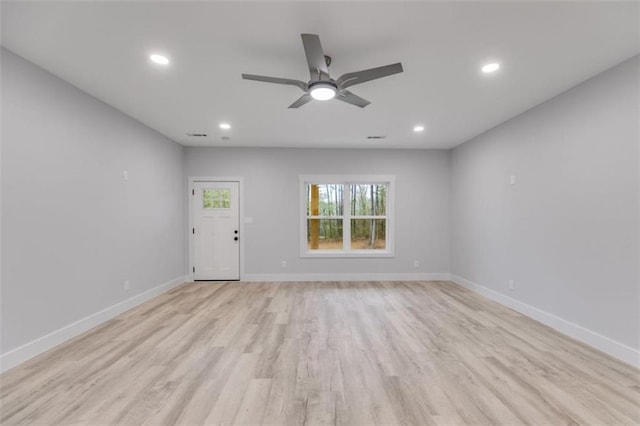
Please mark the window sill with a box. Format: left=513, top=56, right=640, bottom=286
left=300, top=250, right=395, bottom=259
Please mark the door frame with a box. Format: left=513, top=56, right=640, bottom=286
left=188, top=176, right=245, bottom=282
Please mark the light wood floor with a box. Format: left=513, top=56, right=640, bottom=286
left=1, top=281, right=638, bottom=425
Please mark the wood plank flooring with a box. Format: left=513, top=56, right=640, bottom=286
left=1, top=281, right=638, bottom=425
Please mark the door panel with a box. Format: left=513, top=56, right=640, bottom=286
left=193, top=181, right=239, bottom=280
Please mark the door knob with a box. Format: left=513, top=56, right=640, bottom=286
left=234, top=236, right=239, bottom=241
left=234, top=230, right=238, bottom=234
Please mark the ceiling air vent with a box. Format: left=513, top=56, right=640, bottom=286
left=186, top=133, right=208, bottom=137
left=367, top=136, right=386, bottom=140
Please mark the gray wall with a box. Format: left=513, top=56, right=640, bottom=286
left=451, top=56, right=639, bottom=350
left=185, top=148, right=451, bottom=276
left=1, top=48, right=186, bottom=354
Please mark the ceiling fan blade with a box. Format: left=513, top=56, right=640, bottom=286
left=242, top=74, right=306, bottom=91
left=301, top=34, right=329, bottom=81
left=335, top=90, right=371, bottom=108
left=288, top=94, right=313, bottom=108
left=336, top=63, right=403, bottom=90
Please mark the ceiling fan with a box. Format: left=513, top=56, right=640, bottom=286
left=242, top=34, right=403, bottom=108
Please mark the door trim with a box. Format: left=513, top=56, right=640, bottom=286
left=188, top=176, right=244, bottom=282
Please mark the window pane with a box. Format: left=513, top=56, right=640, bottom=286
left=203, top=189, right=230, bottom=209
left=350, top=219, right=386, bottom=249
left=350, top=184, right=386, bottom=216
left=307, top=219, right=343, bottom=250
left=203, top=189, right=214, bottom=208
left=306, top=184, right=344, bottom=216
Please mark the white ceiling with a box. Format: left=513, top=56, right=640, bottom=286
left=2, top=1, right=638, bottom=149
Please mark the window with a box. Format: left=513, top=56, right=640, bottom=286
left=300, top=175, right=394, bottom=257
left=203, top=188, right=230, bottom=209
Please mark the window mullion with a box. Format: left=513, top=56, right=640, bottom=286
left=343, top=183, right=351, bottom=252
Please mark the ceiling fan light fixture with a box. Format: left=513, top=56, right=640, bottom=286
left=309, top=82, right=337, bottom=101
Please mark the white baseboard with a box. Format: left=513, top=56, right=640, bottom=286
left=242, top=272, right=451, bottom=282
left=450, top=274, right=640, bottom=368
left=0, top=275, right=187, bottom=374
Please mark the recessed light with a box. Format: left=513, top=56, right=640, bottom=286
left=150, top=54, right=170, bottom=65
left=413, top=125, right=425, bottom=132
left=219, top=123, right=231, bottom=130
left=481, top=63, right=500, bottom=73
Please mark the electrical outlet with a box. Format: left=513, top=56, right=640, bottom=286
left=281, top=261, right=287, bottom=268
left=124, top=280, right=130, bottom=291
left=510, top=175, right=516, bottom=185
left=413, top=260, right=420, bottom=268
left=122, top=170, right=129, bottom=181
left=508, top=280, right=514, bottom=290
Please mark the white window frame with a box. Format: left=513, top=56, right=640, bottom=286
left=299, top=174, right=395, bottom=258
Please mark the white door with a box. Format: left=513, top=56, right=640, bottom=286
left=192, top=181, right=240, bottom=280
